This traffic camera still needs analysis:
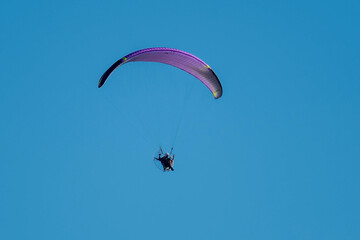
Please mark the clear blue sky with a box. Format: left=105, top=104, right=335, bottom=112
left=1, top=0, right=359, bottom=239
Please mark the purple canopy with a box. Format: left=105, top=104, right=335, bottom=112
left=98, top=47, right=222, bottom=99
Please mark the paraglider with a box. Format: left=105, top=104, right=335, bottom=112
left=98, top=47, right=223, bottom=99
left=154, top=148, right=175, bottom=172
left=98, top=48, right=223, bottom=172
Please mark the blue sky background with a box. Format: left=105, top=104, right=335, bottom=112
left=1, top=0, right=360, bottom=239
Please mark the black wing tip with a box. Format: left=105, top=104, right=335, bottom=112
left=208, top=68, right=222, bottom=100
left=98, top=72, right=109, bottom=88
left=98, top=79, right=104, bottom=88
left=98, top=58, right=125, bottom=89
left=214, top=91, right=223, bottom=99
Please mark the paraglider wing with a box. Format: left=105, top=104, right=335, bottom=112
left=98, top=47, right=222, bottom=99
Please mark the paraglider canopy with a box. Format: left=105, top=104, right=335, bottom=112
left=98, top=47, right=222, bottom=99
